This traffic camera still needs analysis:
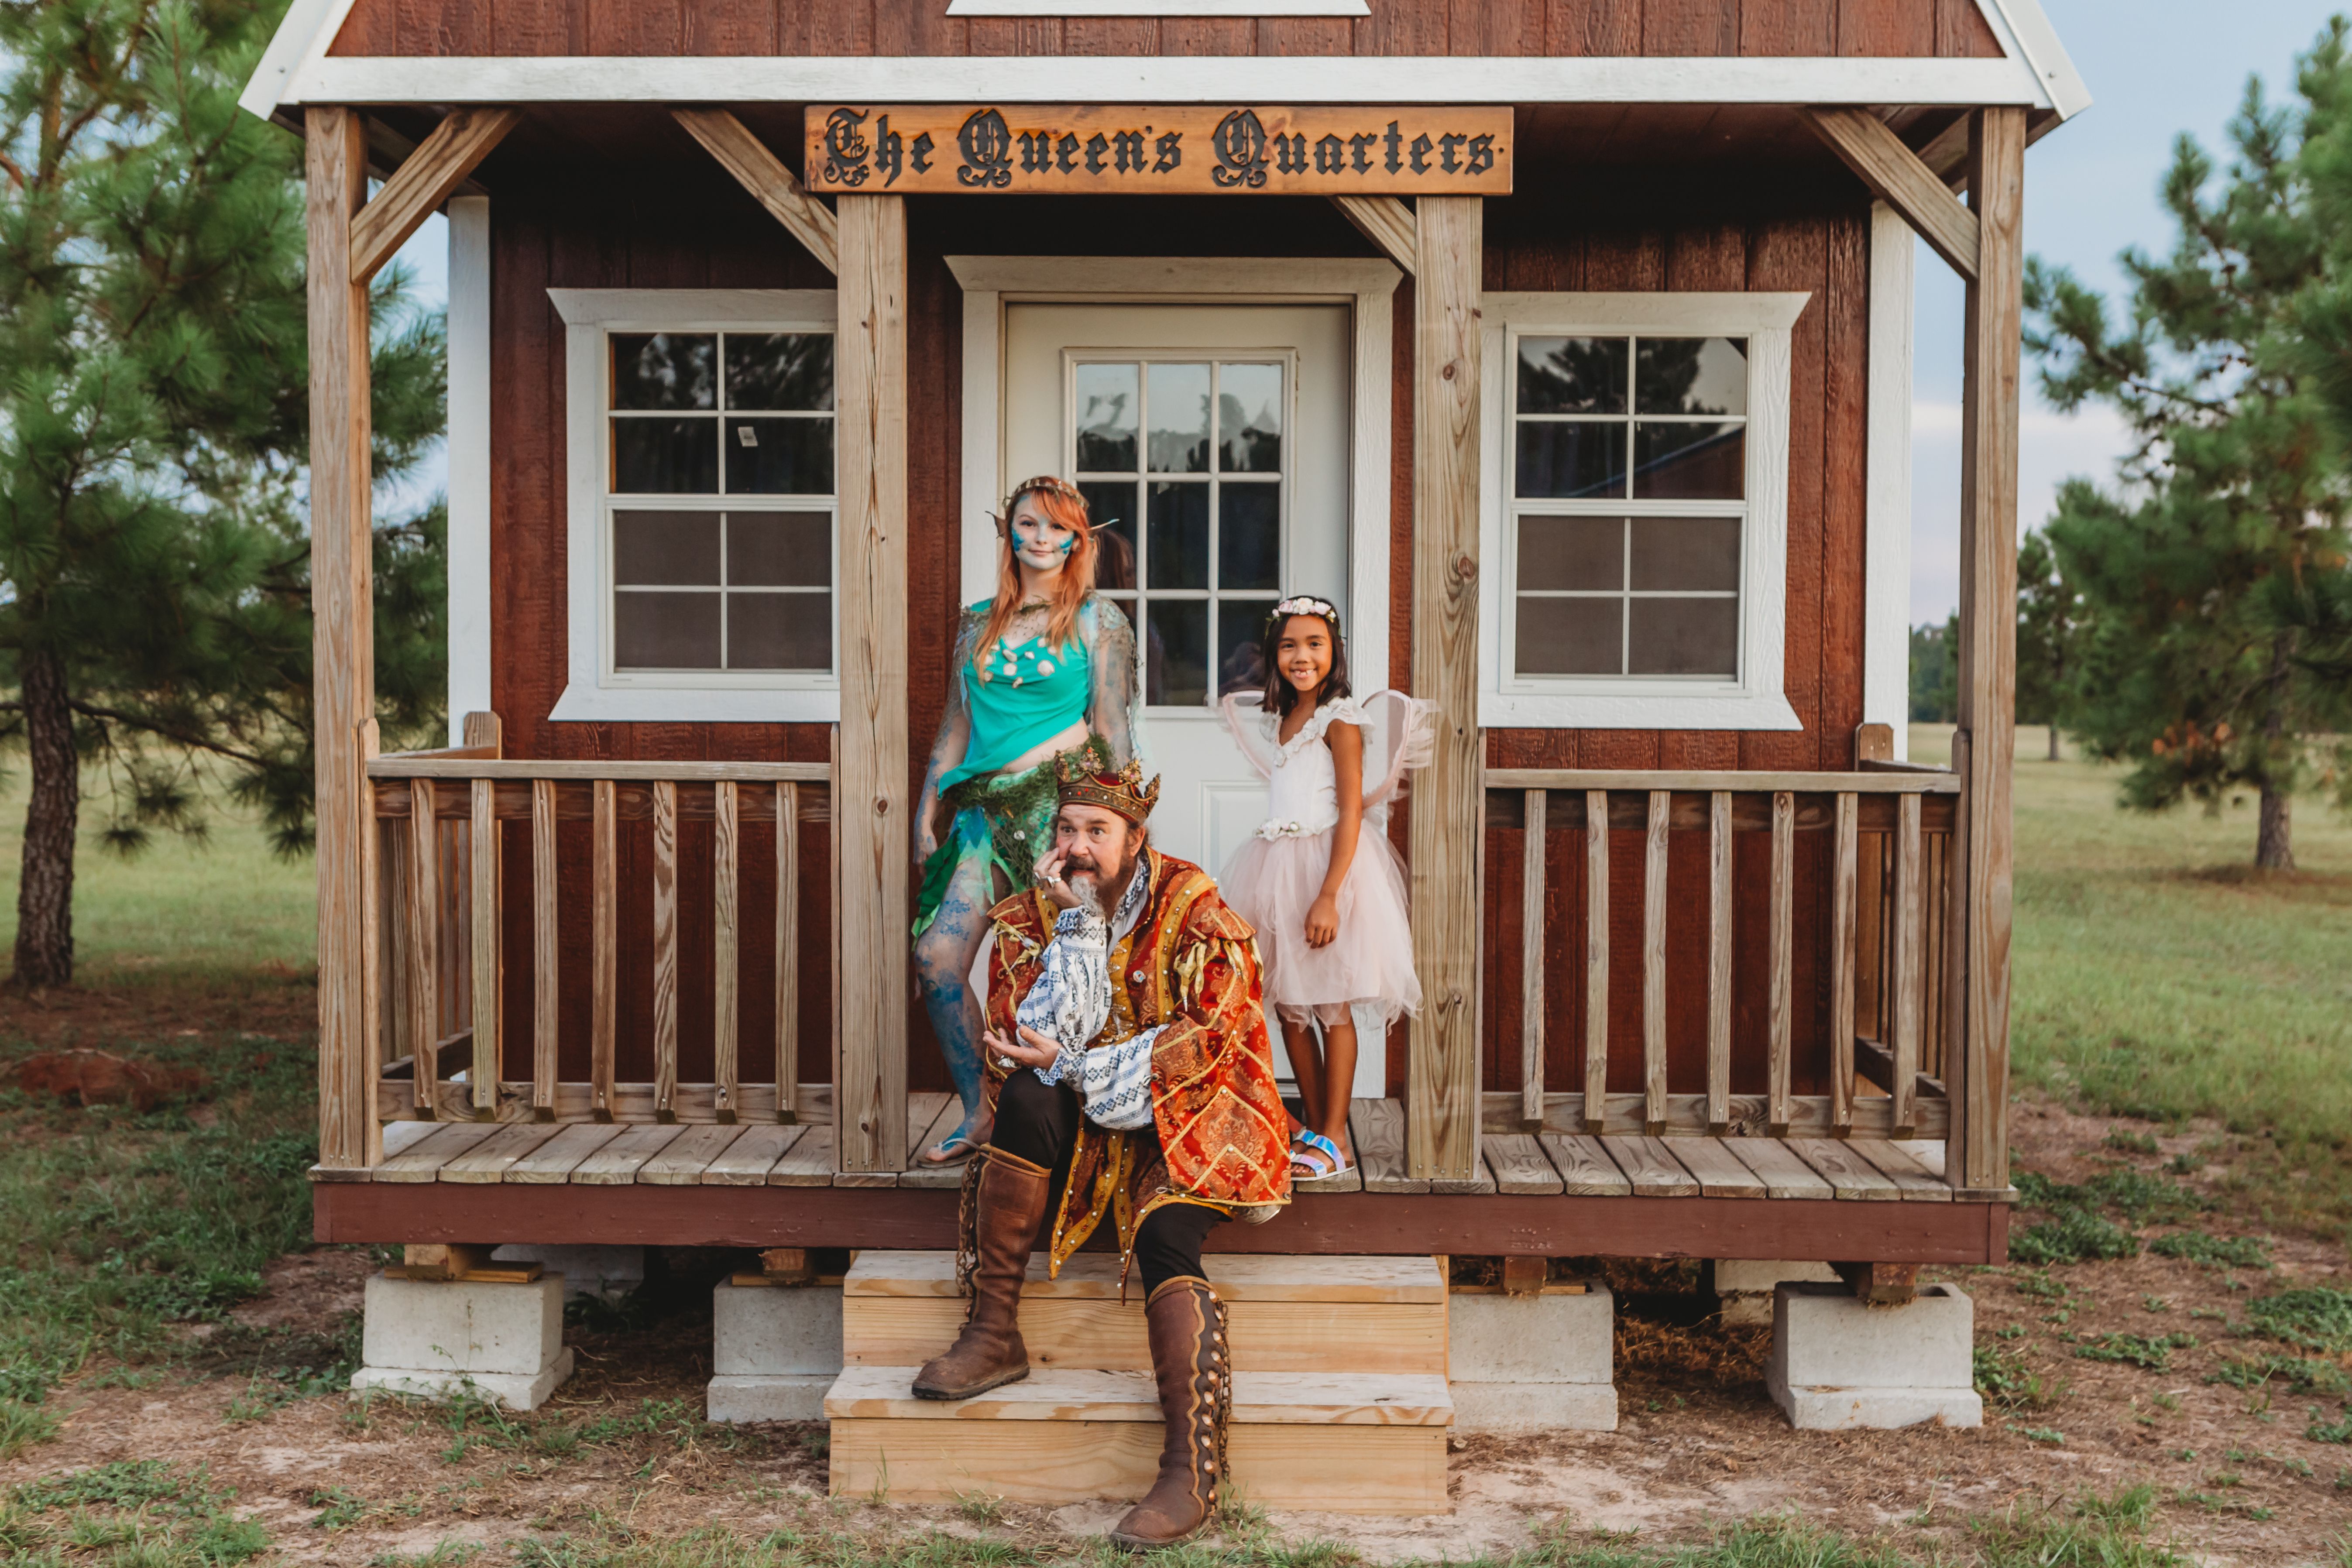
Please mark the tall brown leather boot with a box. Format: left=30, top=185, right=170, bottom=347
left=1110, top=1275, right=1229, bottom=1549
left=912, top=1146, right=1051, bottom=1400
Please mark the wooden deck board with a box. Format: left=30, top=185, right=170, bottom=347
left=1538, top=1134, right=1631, bottom=1196
left=1722, top=1137, right=1836, bottom=1199
left=639, top=1123, right=747, bottom=1185
left=1483, top=1133, right=1563, bottom=1196
left=1597, top=1136, right=1699, bottom=1197
left=703, top=1124, right=805, bottom=1185
left=896, top=1095, right=968, bottom=1191
left=505, top=1123, right=625, bottom=1184
left=1663, top=1137, right=1766, bottom=1199
left=1851, top=1139, right=1953, bottom=1201
left=572, top=1124, right=687, bottom=1185
left=771, top=1123, right=836, bottom=1187
left=374, top=1122, right=500, bottom=1183
left=1788, top=1139, right=1902, bottom=1201
left=439, top=1122, right=565, bottom=1184
left=1351, top=1100, right=1428, bottom=1195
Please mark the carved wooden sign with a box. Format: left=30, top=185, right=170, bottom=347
left=802, top=105, right=1513, bottom=196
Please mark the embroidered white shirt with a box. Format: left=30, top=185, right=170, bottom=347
left=1021, top=860, right=1159, bottom=1131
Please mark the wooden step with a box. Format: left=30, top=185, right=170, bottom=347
left=841, top=1252, right=1448, bottom=1376
left=825, top=1366, right=1451, bottom=1513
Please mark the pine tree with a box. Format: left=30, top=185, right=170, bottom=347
left=2015, top=530, right=2081, bottom=761
left=2024, top=31, right=2352, bottom=870
left=1909, top=615, right=1958, bottom=724
left=0, top=0, right=446, bottom=987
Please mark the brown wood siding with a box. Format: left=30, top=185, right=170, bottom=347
left=330, top=0, right=2005, bottom=56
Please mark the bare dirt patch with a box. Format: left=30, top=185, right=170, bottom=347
left=0, top=964, right=316, bottom=1046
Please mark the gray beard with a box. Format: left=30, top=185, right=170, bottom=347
left=1068, top=874, right=1108, bottom=920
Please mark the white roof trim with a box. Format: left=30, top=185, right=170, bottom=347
left=250, top=54, right=2058, bottom=112
left=1977, top=0, right=2091, bottom=121
left=238, top=0, right=357, bottom=120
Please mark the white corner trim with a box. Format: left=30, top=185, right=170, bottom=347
left=948, top=255, right=1399, bottom=694
left=263, top=55, right=2057, bottom=114
left=1977, top=0, right=2091, bottom=121
left=547, top=287, right=844, bottom=726
left=238, top=0, right=356, bottom=119
left=1476, top=290, right=1811, bottom=733
left=1864, top=205, right=1915, bottom=762
left=949, top=0, right=1366, bottom=11
left=446, top=197, right=492, bottom=744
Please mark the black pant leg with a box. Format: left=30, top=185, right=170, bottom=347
left=991, top=1069, right=1080, bottom=1172
left=1135, top=1202, right=1224, bottom=1297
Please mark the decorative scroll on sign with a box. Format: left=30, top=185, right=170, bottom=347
left=802, top=105, right=1513, bottom=196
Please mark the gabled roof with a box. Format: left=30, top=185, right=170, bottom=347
left=240, top=0, right=2088, bottom=124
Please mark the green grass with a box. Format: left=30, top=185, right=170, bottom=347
left=3, top=1459, right=271, bottom=1565
left=1913, top=724, right=2352, bottom=1239
left=0, top=766, right=313, bottom=983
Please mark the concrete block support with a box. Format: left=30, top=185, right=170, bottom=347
left=350, top=1273, right=574, bottom=1411
left=1712, top=1259, right=1841, bottom=1327
left=492, top=1243, right=646, bottom=1302
left=1765, top=1281, right=1982, bottom=1431
left=707, top=1279, right=844, bottom=1423
left=1447, top=1283, right=1616, bottom=1432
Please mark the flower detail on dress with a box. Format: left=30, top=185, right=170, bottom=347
left=1256, top=819, right=1312, bottom=841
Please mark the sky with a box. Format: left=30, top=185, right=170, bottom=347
left=383, top=2, right=2343, bottom=624
left=1908, top=0, right=2339, bottom=621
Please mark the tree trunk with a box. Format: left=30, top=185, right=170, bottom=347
left=2047, top=725, right=2061, bottom=762
left=2256, top=785, right=2294, bottom=872
left=13, top=648, right=78, bottom=989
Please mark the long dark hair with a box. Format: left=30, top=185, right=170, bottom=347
left=1258, top=597, right=1351, bottom=719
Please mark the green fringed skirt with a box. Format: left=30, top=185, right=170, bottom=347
left=913, top=736, right=1111, bottom=936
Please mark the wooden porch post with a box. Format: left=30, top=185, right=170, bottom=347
left=1405, top=196, right=1483, bottom=1183
left=1950, top=108, right=2025, bottom=1195
left=308, top=106, right=381, bottom=1170
left=832, top=193, right=911, bottom=1173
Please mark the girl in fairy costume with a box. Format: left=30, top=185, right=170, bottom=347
left=912, top=476, right=1142, bottom=1167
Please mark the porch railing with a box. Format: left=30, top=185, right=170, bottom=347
left=1485, top=766, right=1961, bottom=1143
left=368, top=729, right=830, bottom=1127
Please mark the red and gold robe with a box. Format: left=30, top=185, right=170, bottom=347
left=972, top=849, right=1291, bottom=1277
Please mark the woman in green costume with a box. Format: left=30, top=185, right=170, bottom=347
left=912, top=476, right=1141, bottom=1166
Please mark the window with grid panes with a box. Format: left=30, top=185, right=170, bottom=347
left=604, top=330, right=836, bottom=676
left=1069, top=357, right=1287, bottom=708
left=1507, top=333, right=1748, bottom=681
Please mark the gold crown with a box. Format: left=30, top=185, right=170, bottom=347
left=1054, top=746, right=1160, bottom=825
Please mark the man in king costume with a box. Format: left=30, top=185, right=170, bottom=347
left=912, top=749, right=1291, bottom=1548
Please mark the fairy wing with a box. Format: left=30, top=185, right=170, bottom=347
left=1218, top=692, right=1280, bottom=782
left=1356, top=689, right=1439, bottom=818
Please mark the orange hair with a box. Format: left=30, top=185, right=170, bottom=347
left=979, top=476, right=1098, bottom=655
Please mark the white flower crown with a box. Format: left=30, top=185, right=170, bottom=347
left=1272, top=595, right=1339, bottom=621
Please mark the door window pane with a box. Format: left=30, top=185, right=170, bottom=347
left=730, top=592, right=832, bottom=670
left=1146, top=600, right=1208, bottom=707
left=726, top=333, right=833, bottom=411
left=616, top=590, right=722, bottom=669
left=1517, top=336, right=1627, bottom=415
left=1218, top=363, right=1283, bottom=473
left=1148, top=482, right=1209, bottom=590
left=728, top=511, right=831, bottom=588
left=1628, top=597, right=1739, bottom=677
left=726, top=416, right=834, bottom=495
left=612, top=334, right=716, bottom=410
left=1147, top=362, right=1211, bottom=472
left=1075, top=363, right=1140, bottom=472
left=1219, top=484, right=1281, bottom=590
left=614, top=418, right=720, bottom=494
left=1516, top=597, right=1621, bottom=677
left=1218, top=598, right=1279, bottom=697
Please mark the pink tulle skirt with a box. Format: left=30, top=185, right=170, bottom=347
left=1219, top=827, right=1422, bottom=1029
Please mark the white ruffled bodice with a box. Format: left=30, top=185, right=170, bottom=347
left=1255, top=697, right=1367, bottom=840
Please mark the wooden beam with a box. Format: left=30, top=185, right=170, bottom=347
left=1405, top=196, right=1484, bottom=1184
left=1950, top=108, right=2026, bottom=1196
left=1518, top=789, right=1545, bottom=1129
left=1802, top=106, right=1978, bottom=282
left=308, top=107, right=380, bottom=1172
left=834, top=194, right=911, bottom=1174
left=1329, top=195, right=1415, bottom=275
left=349, top=108, right=518, bottom=285
left=674, top=108, right=840, bottom=275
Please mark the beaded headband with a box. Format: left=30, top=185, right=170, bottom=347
left=1053, top=748, right=1161, bottom=826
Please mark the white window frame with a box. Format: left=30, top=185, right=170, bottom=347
left=549, top=288, right=841, bottom=724
left=1478, top=291, right=1809, bottom=732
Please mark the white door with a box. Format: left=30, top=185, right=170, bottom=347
left=1003, top=303, right=1349, bottom=875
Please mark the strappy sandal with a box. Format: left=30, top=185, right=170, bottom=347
left=1290, top=1127, right=1354, bottom=1179
left=917, top=1132, right=981, bottom=1167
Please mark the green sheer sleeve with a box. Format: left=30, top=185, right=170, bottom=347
left=916, top=607, right=985, bottom=864
left=1082, top=595, right=1144, bottom=769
